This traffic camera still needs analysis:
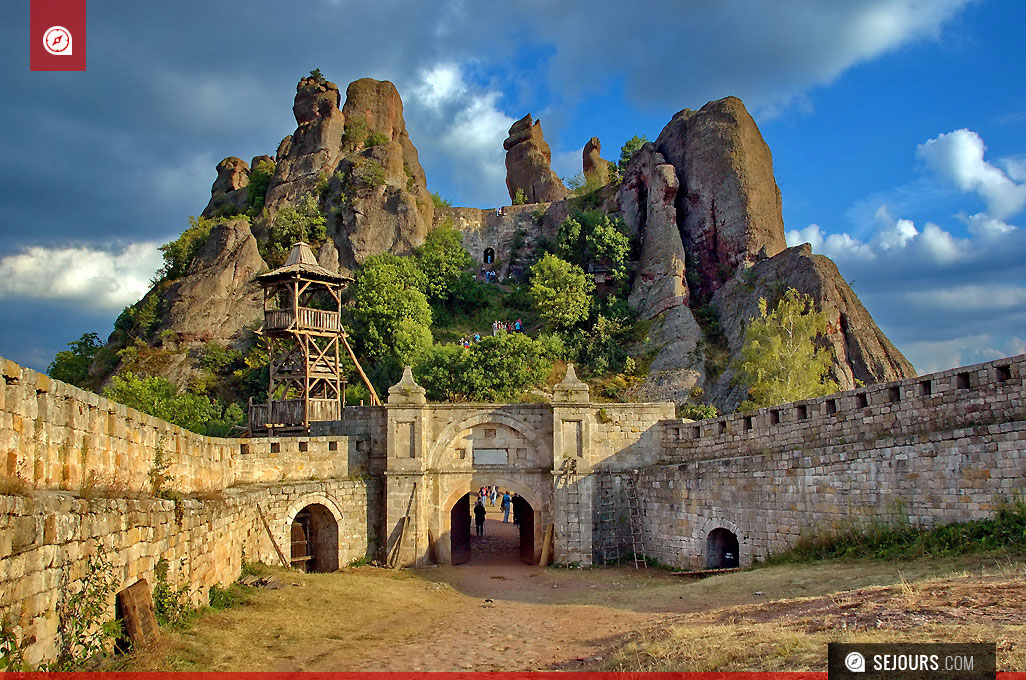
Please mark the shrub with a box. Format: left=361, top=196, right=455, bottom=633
left=349, top=254, right=433, bottom=366
left=103, top=372, right=232, bottom=436
left=51, top=544, right=122, bottom=670
left=618, top=134, right=649, bottom=174
left=556, top=210, right=633, bottom=283
left=152, top=558, right=193, bottom=628
left=430, top=191, right=452, bottom=209
left=512, top=188, right=527, bottom=205
left=364, top=131, right=389, bottom=147
left=677, top=403, right=718, bottom=420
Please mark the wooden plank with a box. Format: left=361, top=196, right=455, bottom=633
left=256, top=503, right=292, bottom=570
left=539, top=523, right=554, bottom=566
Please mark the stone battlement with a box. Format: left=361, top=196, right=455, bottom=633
left=661, top=353, right=1025, bottom=463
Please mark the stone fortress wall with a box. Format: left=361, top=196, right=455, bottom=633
left=1, top=351, right=1024, bottom=664
left=635, top=353, right=1026, bottom=569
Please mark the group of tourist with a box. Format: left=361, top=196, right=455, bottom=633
left=458, top=334, right=483, bottom=347
left=491, top=319, right=524, bottom=335
left=472, top=485, right=522, bottom=535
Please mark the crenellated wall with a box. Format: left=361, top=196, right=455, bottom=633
left=640, top=354, right=1026, bottom=569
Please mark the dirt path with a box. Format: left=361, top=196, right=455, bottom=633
left=122, top=548, right=1026, bottom=672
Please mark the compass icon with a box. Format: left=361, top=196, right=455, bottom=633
left=43, top=26, right=73, bottom=56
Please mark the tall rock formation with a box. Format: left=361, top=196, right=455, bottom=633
left=202, top=157, right=251, bottom=218
left=655, top=96, right=786, bottom=298
left=582, top=137, right=609, bottom=187
left=263, top=76, right=346, bottom=213
left=623, top=95, right=913, bottom=408
left=325, top=78, right=433, bottom=269
left=503, top=114, right=568, bottom=203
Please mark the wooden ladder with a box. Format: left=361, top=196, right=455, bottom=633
left=598, top=473, right=620, bottom=565
left=624, top=472, right=647, bottom=569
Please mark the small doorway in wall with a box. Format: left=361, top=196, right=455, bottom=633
left=706, top=527, right=739, bottom=569
left=290, top=504, right=340, bottom=572
left=483, top=247, right=495, bottom=264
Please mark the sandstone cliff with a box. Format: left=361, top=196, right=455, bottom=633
left=582, top=137, right=610, bottom=187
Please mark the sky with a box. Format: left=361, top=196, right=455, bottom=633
left=1, top=0, right=1024, bottom=375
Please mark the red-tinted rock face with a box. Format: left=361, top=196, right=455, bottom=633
left=503, top=114, right=568, bottom=203
left=656, top=96, right=786, bottom=297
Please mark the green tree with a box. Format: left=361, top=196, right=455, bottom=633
left=264, top=194, right=327, bottom=266
left=415, top=333, right=558, bottom=402
left=618, top=134, right=649, bottom=174
left=737, top=288, right=838, bottom=410
left=309, top=68, right=326, bottom=83
left=103, top=372, right=236, bottom=435
left=48, top=332, right=102, bottom=388
left=512, top=187, right=527, bottom=205
left=416, top=224, right=473, bottom=302
left=527, top=254, right=594, bottom=331
left=350, top=254, right=433, bottom=366
left=557, top=211, right=632, bottom=282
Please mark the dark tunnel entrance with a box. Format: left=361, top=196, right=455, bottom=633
left=290, top=504, right=340, bottom=572
left=706, top=527, right=739, bottom=569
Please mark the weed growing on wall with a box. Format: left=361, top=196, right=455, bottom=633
left=51, top=544, right=123, bottom=670
left=0, top=614, right=31, bottom=670
left=152, top=559, right=194, bottom=628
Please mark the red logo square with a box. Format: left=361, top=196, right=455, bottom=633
left=30, top=0, right=87, bottom=71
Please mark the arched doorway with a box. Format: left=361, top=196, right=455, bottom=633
left=449, top=489, right=536, bottom=565
left=290, top=504, right=340, bottom=572
left=483, top=247, right=495, bottom=264
left=706, top=527, right=739, bottom=569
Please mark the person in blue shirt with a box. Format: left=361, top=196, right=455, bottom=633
left=501, top=491, right=512, bottom=523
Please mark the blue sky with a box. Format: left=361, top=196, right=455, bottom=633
left=1, top=0, right=1023, bottom=374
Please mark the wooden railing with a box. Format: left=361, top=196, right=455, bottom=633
left=249, top=398, right=340, bottom=427
left=264, top=307, right=340, bottom=332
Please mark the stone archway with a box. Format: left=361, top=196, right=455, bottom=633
left=282, top=494, right=344, bottom=572
left=706, top=527, right=740, bottom=569
left=441, top=479, right=544, bottom=566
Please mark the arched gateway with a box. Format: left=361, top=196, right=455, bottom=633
left=380, top=365, right=676, bottom=568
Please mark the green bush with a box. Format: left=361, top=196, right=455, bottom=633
left=364, top=131, right=390, bottom=147
left=103, top=372, right=241, bottom=436
left=341, top=115, right=369, bottom=150
left=208, top=583, right=248, bottom=610
left=677, top=403, right=718, bottom=420
left=512, top=188, right=527, bottom=205
left=430, top=191, right=452, bottom=208
left=152, top=558, right=193, bottom=628
left=556, top=210, right=633, bottom=283
left=49, top=544, right=122, bottom=670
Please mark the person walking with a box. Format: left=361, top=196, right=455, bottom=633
left=474, top=499, right=487, bottom=536
left=511, top=493, right=520, bottom=526
left=501, top=491, right=512, bottom=523
left=489, top=485, right=498, bottom=506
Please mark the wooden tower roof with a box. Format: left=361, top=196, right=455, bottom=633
left=256, top=242, right=353, bottom=285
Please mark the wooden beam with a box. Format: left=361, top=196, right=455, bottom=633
left=256, top=504, right=292, bottom=570
left=340, top=335, right=382, bottom=406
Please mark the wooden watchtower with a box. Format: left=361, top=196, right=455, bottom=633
left=250, top=242, right=379, bottom=434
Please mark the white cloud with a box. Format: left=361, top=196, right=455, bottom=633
left=0, top=242, right=163, bottom=311
left=916, top=129, right=1026, bottom=220
left=403, top=63, right=516, bottom=206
